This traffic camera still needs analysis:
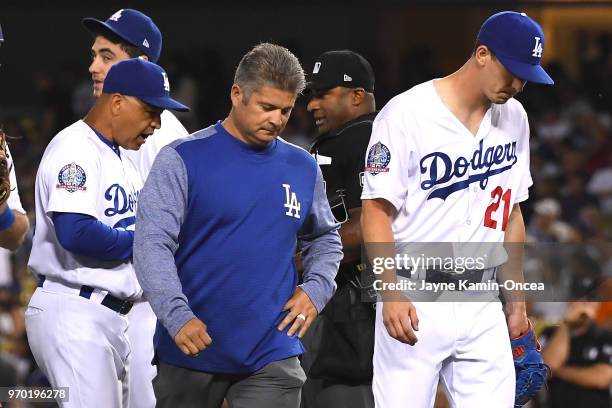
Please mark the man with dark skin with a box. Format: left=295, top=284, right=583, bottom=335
left=302, top=50, right=376, bottom=408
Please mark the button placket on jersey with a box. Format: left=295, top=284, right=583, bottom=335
left=465, top=111, right=493, bottom=239
left=463, top=143, right=476, bottom=239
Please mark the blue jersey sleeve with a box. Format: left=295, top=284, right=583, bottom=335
left=53, top=212, right=134, bottom=261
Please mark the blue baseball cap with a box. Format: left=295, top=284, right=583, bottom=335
left=477, top=11, right=554, bottom=85
left=103, top=59, right=189, bottom=112
left=83, top=9, right=162, bottom=63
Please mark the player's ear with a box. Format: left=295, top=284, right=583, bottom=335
left=474, top=45, right=491, bottom=68
left=110, top=93, right=123, bottom=116
left=138, top=55, right=149, bottom=62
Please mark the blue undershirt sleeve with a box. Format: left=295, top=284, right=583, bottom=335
left=53, top=212, right=134, bottom=261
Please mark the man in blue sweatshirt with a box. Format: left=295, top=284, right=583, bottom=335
left=134, top=42, right=343, bottom=407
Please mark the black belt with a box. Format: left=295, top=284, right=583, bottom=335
left=397, top=268, right=488, bottom=290
left=37, top=275, right=134, bottom=315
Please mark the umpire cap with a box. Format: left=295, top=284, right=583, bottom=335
left=83, top=9, right=162, bottom=63
left=306, top=50, right=375, bottom=94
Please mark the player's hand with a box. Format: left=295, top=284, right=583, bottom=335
left=174, top=317, right=212, bottom=357
left=504, top=301, right=529, bottom=338
left=277, top=287, right=317, bottom=338
left=563, top=301, right=598, bottom=327
left=382, top=300, right=419, bottom=345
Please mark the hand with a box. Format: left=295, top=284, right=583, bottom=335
left=174, top=318, right=212, bottom=357
left=505, top=301, right=529, bottom=338
left=277, top=287, right=317, bottom=338
left=564, top=301, right=598, bottom=327
left=382, top=300, right=419, bottom=345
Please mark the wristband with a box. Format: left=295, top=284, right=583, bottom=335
left=0, top=206, right=15, bottom=231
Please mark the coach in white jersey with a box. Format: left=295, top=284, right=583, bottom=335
left=0, top=25, right=29, bottom=253
left=26, top=59, right=189, bottom=408
left=361, top=12, right=553, bottom=407
left=82, top=9, right=189, bottom=408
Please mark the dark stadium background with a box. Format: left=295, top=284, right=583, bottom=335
left=0, top=1, right=610, bottom=406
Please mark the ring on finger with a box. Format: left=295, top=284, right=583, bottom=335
left=296, top=313, right=306, bottom=321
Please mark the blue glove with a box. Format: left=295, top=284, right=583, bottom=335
left=511, top=321, right=548, bottom=407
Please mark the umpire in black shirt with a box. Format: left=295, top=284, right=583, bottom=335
left=301, top=50, right=376, bottom=408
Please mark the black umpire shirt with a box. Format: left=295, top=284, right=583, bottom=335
left=540, top=323, right=612, bottom=408
left=309, top=111, right=377, bottom=280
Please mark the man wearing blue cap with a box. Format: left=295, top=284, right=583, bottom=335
left=25, top=59, right=188, bottom=408
left=361, top=11, right=552, bottom=407
left=82, top=9, right=190, bottom=408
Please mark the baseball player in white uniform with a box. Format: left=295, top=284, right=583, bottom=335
left=82, top=9, right=189, bottom=408
left=0, top=24, right=29, bottom=253
left=0, top=144, right=29, bottom=252
left=25, top=59, right=189, bottom=408
left=361, top=12, right=553, bottom=407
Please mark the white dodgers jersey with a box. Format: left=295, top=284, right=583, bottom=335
left=0, top=146, right=26, bottom=284
left=28, top=120, right=143, bottom=299
left=122, top=110, right=188, bottom=180
left=362, top=80, right=532, bottom=245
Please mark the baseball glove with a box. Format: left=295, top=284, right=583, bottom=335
left=0, top=129, right=11, bottom=207
left=511, top=321, right=548, bottom=407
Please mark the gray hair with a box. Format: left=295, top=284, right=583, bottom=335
left=234, top=43, right=305, bottom=102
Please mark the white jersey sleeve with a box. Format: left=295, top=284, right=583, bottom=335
left=361, top=104, right=415, bottom=211
left=122, top=110, right=188, bottom=180
left=514, top=108, right=533, bottom=204
left=6, top=146, right=25, bottom=214
left=44, top=137, right=100, bottom=218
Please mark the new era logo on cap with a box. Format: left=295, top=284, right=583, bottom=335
left=313, top=62, right=321, bottom=74
left=343, top=74, right=352, bottom=82
left=143, top=39, right=150, bottom=48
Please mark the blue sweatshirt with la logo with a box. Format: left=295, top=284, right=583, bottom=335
left=134, top=122, right=342, bottom=374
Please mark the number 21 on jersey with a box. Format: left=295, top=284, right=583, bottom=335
left=484, top=186, right=511, bottom=231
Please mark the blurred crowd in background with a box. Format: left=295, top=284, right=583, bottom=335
left=0, top=15, right=610, bottom=408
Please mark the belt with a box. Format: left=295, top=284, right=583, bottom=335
left=396, top=268, right=493, bottom=291
left=37, top=275, right=134, bottom=315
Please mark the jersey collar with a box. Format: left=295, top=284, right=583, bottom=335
left=86, top=123, right=121, bottom=158
left=309, top=111, right=378, bottom=152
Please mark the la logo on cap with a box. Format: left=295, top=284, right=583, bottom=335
left=532, top=37, right=542, bottom=58
left=313, top=62, right=321, bottom=74
left=109, top=9, right=124, bottom=22
left=162, top=72, right=170, bottom=92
